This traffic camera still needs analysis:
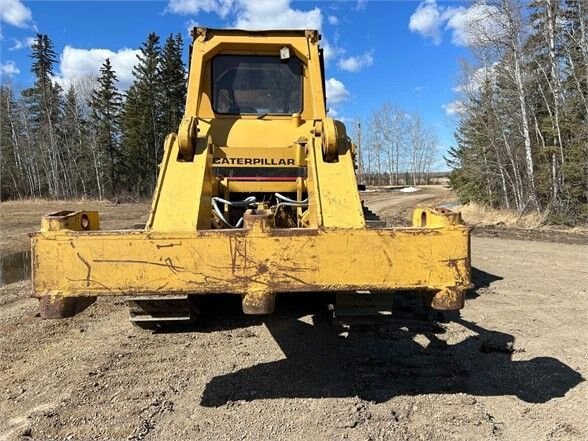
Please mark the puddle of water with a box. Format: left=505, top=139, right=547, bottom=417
left=0, top=251, right=31, bottom=286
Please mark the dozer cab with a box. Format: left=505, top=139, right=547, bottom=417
left=31, top=28, right=471, bottom=327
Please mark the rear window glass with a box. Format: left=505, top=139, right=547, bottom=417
left=212, top=55, right=303, bottom=115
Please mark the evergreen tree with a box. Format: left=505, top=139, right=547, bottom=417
left=25, top=34, right=61, bottom=127
left=89, top=58, right=123, bottom=195
left=0, top=86, right=20, bottom=199
left=448, top=78, right=500, bottom=208
left=57, top=86, right=88, bottom=197
left=121, top=32, right=162, bottom=195
left=559, top=0, right=588, bottom=221
left=21, top=33, right=65, bottom=197
left=159, top=33, right=187, bottom=136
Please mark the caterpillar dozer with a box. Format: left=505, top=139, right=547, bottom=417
left=31, top=28, right=471, bottom=328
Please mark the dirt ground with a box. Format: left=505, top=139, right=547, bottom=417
left=360, top=186, right=588, bottom=245
left=0, top=200, right=151, bottom=257
left=0, top=188, right=586, bottom=441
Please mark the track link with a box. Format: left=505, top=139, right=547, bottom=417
left=362, top=205, right=387, bottom=228
left=127, top=295, right=197, bottom=331
left=330, top=292, right=435, bottom=336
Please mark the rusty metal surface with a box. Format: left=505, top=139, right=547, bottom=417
left=426, top=287, right=466, bottom=311
left=242, top=292, right=276, bottom=315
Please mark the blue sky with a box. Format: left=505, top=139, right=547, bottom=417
left=0, top=0, right=480, bottom=165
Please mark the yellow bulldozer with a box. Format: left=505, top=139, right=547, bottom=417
left=31, top=28, right=471, bottom=328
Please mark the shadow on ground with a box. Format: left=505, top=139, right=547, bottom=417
left=466, top=267, right=503, bottom=300
left=195, top=267, right=583, bottom=406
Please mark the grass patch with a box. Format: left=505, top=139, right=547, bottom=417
left=459, top=203, right=548, bottom=229
left=0, top=199, right=151, bottom=256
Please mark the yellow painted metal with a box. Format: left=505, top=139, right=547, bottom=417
left=31, top=213, right=470, bottom=301
left=147, top=134, right=213, bottom=231
left=147, top=28, right=366, bottom=231
left=41, top=210, right=100, bottom=232
left=413, top=207, right=466, bottom=229
left=223, top=180, right=298, bottom=194
left=31, top=28, right=472, bottom=314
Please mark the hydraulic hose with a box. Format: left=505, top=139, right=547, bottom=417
left=212, top=196, right=256, bottom=228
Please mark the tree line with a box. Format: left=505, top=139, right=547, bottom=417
left=1, top=32, right=186, bottom=200
left=352, top=104, right=441, bottom=186
left=447, top=0, right=587, bottom=224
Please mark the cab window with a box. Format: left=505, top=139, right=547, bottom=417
left=212, top=55, right=303, bottom=115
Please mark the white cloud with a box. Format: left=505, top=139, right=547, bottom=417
left=453, top=64, right=497, bottom=94
left=414, top=85, right=424, bottom=92
left=167, top=0, right=347, bottom=67
left=167, top=0, right=234, bottom=18
left=0, top=61, right=20, bottom=77
left=446, top=4, right=505, bottom=47
left=167, top=0, right=322, bottom=31
left=54, top=46, right=140, bottom=91
left=328, top=15, right=338, bottom=25
left=327, top=107, right=351, bottom=124
left=325, top=78, right=350, bottom=105
left=443, top=100, right=466, bottom=116
left=9, top=36, right=34, bottom=51
left=355, top=0, right=367, bottom=11
left=321, top=38, right=344, bottom=66
left=234, top=0, right=322, bottom=31
left=0, top=0, right=32, bottom=28
left=186, top=19, right=200, bottom=36
left=409, top=0, right=505, bottom=47
left=322, top=39, right=334, bottom=63
left=338, top=50, right=373, bottom=73
left=408, top=0, right=452, bottom=45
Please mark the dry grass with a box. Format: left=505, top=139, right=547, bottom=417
left=0, top=199, right=151, bottom=256
left=459, top=202, right=549, bottom=229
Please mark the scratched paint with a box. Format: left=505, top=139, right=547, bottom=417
left=0, top=251, right=31, bottom=286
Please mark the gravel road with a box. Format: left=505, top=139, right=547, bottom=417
left=0, top=191, right=586, bottom=441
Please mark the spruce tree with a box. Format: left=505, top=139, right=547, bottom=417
left=25, top=34, right=61, bottom=127
left=60, top=85, right=88, bottom=197
left=559, top=0, right=588, bottom=221
left=22, top=33, right=65, bottom=197
left=90, top=58, right=123, bottom=195
left=447, top=78, right=498, bottom=207
left=159, top=33, right=187, bottom=136
left=121, top=32, right=162, bottom=195
left=0, top=86, right=19, bottom=199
